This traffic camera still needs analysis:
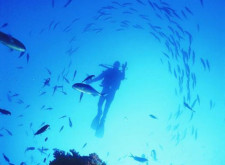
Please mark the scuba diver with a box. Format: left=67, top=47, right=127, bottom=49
left=87, top=61, right=127, bottom=138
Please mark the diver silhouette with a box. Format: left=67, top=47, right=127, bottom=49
left=88, top=61, right=127, bottom=138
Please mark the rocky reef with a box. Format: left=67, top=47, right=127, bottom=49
left=49, top=149, right=106, bottom=165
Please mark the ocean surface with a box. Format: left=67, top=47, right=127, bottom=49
left=0, top=0, right=225, bottom=164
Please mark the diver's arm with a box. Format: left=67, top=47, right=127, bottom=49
left=121, top=68, right=125, bottom=80
left=89, top=72, right=105, bottom=83
left=121, top=62, right=127, bottom=80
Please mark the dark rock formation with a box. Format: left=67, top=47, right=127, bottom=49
left=49, top=149, right=106, bottom=165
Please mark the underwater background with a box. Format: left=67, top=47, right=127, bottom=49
left=0, top=0, right=225, bottom=164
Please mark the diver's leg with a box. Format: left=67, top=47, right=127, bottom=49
left=95, top=93, right=115, bottom=138
left=91, top=95, right=105, bottom=130
left=97, top=95, right=105, bottom=115
left=101, top=93, right=115, bottom=120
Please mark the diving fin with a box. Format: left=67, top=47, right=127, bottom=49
left=95, top=119, right=105, bottom=138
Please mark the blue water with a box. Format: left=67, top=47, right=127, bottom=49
left=1, top=0, right=225, bottom=164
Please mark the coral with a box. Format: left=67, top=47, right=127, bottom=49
left=49, top=149, right=106, bottom=165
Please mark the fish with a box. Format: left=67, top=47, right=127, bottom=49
left=123, top=2, right=133, bottom=6
left=82, top=75, right=95, bottom=83
left=43, top=78, right=50, bottom=87
left=4, top=128, right=12, bottom=136
left=168, top=61, right=172, bottom=74
left=53, top=22, right=60, bottom=30
left=38, top=147, right=48, bottom=155
left=48, top=20, right=55, bottom=31
left=41, top=105, right=46, bottom=109
left=11, top=93, right=19, bottom=98
left=133, top=24, right=144, bottom=29
left=136, top=0, right=146, bottom=5
left=200, top=58, right=206, bottom=70
left=2, top=153, right=10, bottom=163
left=162, top=52, right=170, bottom=59
left=46, top=107, right=53, bottom=110
left=0, top=23, right=8, bottom=28
left=209, top=100, right=215, bottom=110
left=183, top=102, right=195, bottom=112
left=25, top=147, right=35, bottom=152
left=148, top=0, right=155, bottom=10
left=79, top=92, right=84, bottom=102
left=41, top=122, right=46, bottom=126
left=39, top=91, right=46, bottom=96
left=205, top=59, right=210, bottom=71
left=18, top=124, right=23, bottom=127
left=64, top=0, right=72, bottom=8
left=139, top=14, right=150, bottom=21
left=192, top=51, right=196, bottom=64
left=59, top=126, right=64, bottom=132
left=30, top=122, right=33, bottom=128
left=45, top=68, right=52, bottom=75
left=191, top=98, right=198, bottom=108
left=69, top=36, right=76, bottom=43
left=69, top=117, right=72, bottom=127
left=181, top=10, right=187, bottom=19
left=72, top=83, right=104, bottom=96
left=59, top=115, right=67, bottom=119
left=149, top=114, right=157, bottom=119
left=18, top=52, right=25, bottom=58
left=151, top=149, right=157, bottom=161
left=34, top=124, right=50, bottom=136
left=16, top=66, right=24, bottom=69
left=63, top=76, right=70, bottom=84
left=45, top=137, right=48, bottom=141
left=185, top=6, right=193, bottom=15
left=83, top=23, right=95, bottom=32
left=197, top=24, right=200, bottom=32
left=195, top=129, right=198, bottom=140
left=17, top=99, right=24, bottom=104
left=26, top=53, right=30, bottom=63
left=150, top=32, right=161, bottom=42
left=82, top=143, right=87, bottom=148
left=0, top=108, right=11, bottom=115
left=189, top=112, right=194, bottom=121
left=25, top=105, right=30, bottom=109
left=0, top=31, right=26, bottom=52
left=111, top=1, right=122, bottom=6
left=130, top=154, right=148, bottom=163
left=61, top=91, right=67, bottom=95
left=185, top=31, right=192, bottom=45
left=200, top=0, right=204, bottom=7
left=52, top=86, right=58, bottom=95
left=51, top=0, right=54, bottom=8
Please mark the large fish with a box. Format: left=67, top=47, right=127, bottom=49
left=0, top=31, right=26, bottom=52
left=72, top=83, right=104, bottom=96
